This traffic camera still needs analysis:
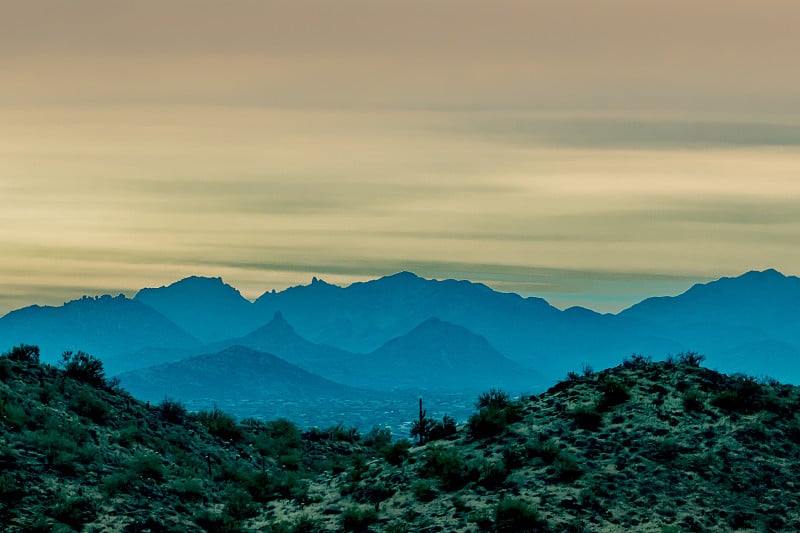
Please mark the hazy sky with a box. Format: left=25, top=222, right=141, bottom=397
left=2, top=1, right=800, bottom=314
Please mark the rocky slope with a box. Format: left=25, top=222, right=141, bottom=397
left=2, top=345, right=799, bottom=532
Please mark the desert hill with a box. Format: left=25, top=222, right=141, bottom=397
left=3, top=344, right=800, bottom=532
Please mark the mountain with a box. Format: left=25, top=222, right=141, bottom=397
left=0, top=294, right=199, bottom=369
left=117, top=345, right=366, bottom=402
left=134, top=276, right=259, bottom=343
left=5, top=346, right=800, bottom=532
left=205, top=311, right=362, bottom=386
left=619, top=269, right=800, bottom=377
left=360, top=317, right=543, bottom=392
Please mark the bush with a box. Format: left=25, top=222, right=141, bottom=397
left=341, top=505, right=379, bottom=533
left=711, top=375, right=764, bottom=413
left=412, top=479, right=438, bottom=502
left=158, top=398, right=187, bottom=424
left=171, top=478, right=204, bottom=501
left=363, top=426, right=392, bottom=450
left=381, top=439, right=411, bottom=466
left=225, top=487, right=257, bottom=521
left=196, top=406, right=242, bottom=441
left=469, top=403, right=523, bottom=439
left=494, top=498, right=546, bottom=532
left=526, top=438, right=561, bottom=464
left=49, top=492, right=97, bottom=530
left=572, top=405, right=602, bottom=430
left=418, top=446, right=474, bottom=491
left=61, top=350, right=106, bottom=387
left=4, top=344, right=40, bottom=363
left=253, top=418, right=303, bottom=458
left=683, top=388, right=704, bottom=412
left=0, top=396, right=29, bottom=429
left=598, top=379, right=630, bottom=410
left=677, top=351, right=706, bottom=367
left=429, top=415, right=458, bottom=440
left=70, top=389, right=110, bottom=423
left=622, top=353, right=651, bottom=369
left=477, top=389, right=511, bottom=410
left=553, top=453, right=583, bottom=482
left=128, top=453, right=166, bottom=482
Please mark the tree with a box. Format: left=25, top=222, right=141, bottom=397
left=61, top=350, right=106, bottom=387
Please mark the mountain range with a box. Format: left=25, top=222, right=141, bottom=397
left=1, top=269, right=799, bottom=412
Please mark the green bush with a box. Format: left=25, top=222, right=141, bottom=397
left=598, top=379, right=630, bottom=410
left=553, top=453, right=583, bottom=482
left=477, top=388, right=511, bottom=409
left=683, top=388, right=704, bottom=412
left=128, top=453, right=166, bottom=481
left=70, top=388, right=110, bottom=423
left=711, top=375, right=764, bottom=413
left=526, top=438, right=561, bottom=464
left=341, top=505, right=379, bottom=532
left=4, top=344, right=40, bottom=363
left=572, top=405, right=603, bottom=430
left=0, top=396, right=29, bottom=429
left=253, top=418, right=302, bottom=458
left=196, top=406, right=242, bottom=441
left=225, top=487, right=257, bottom=521
left=677, top=351, right=706, bottom=367
left=468, top=403, right=523, bottom=439
left=158, top=398, right=188, bottom=423
left=381, top=439, right=411, bottom=466
left=494, top=497, right=546, bottom=532
left=364, top=426, right=392, bottom=450
left=418, top=446, right=474, bottom=491
left=61, top=350, right=106, bottom=387
left=412, top=479, right=438, bottom=502
left=49, top=492, right=97, bottom=530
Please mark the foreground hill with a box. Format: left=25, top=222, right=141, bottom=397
left=3, top=345, right=800, bottom=532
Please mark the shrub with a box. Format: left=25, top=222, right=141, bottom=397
left=253, top=418, right=303, bottom=458
left=341, top=505, right=379, bottom=533
left=225, top=487, right=257, bottom=521
left=418, top=446, right=473, bottom=491
left=622, top=353, right=651, bottom=369
left=158, top=398, right=187, bottom=424
left=478, top=460, right=509, bottom=489
left=494, top=498, right=546, bottom=533
left=526, top=438, right=561, bottom=464
left=572, top=405, right=602, bottom=430
left=171, top=478, right=204, bottom=501
left=49, top=492, right=97, bottom=530
left=70, top=389, right=110, bottom=423
left=477, top=389, right=511, bottom=410
left=677, top=351, right=706, bottom=367
left=128, top=453, right=166, bottom=482
left=553, top=453, right=583, bottom=482
left=0, top=396, right=29, bottom=429
left=469, top=403, right=523, bottom=439
left=381, top=439, right=411, bottom=466
left=412, top=479, right=438, bottom=502
left=196, top=406, right=242, bottom=441
left=4, top=344, right=40, bottom=363
left=61, top=350, right=106, bottom=387
left=363, top=426, right=392, bottom=450
left=598, top=379, right=630, bottom=410
left=683, top=388, right=704, bottom=412
left=711, top=375, right=764, bottom=413
left=429, top=415, right=458, bottom=440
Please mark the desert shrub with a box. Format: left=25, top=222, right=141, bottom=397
left=171, top=477, right=204, bottom=501
left=412, top=479, right=438, bottom=502
left=711, top=375, right=764, bottom=413
left=654, top=438, right=682, bottom=462
left=572, top=405, right=603, bottom=430
left=429, top=415, right=458, bottom=440
left=526, top=437, right=561, bottom=464
left=253, top=418, right=302, bottom=459
left=350, top=480, right=395, bottom=505
left=341, top=505, right=379, bottom=533
left=0, top=358, right=11, bottom=380
left=553, top=453, right=583, bottom=482
left=581, top=364, right=594, bottom=377
left=381, top=438, right=411, bottom=466
left=0, top=396, right=29, bottom=429
left=128, top=452, right=166, bottom=481
left=478, top=460, right=509, bottom=489
left=61, top=350, right=106, bottom=387
left=363, top=426, right=392, bottom=449
left=677, top=351, right=706, bottom=367
left=0, top=472, right=20, bottom=500
left=111, top=424, right=144, bottom=448
left=478, top=388, right=511, bottom=410
left=194, top=509, right=240, bottom=533
left=196, top=406, right=242, bottom=441
left=622, top=353, right=651, bottom=369
left=225, top=487, right=257, bottom=521
left=49, top=492, right=97, bottom=531
left=494, top=497, right=546, bottom=532
left=326, top=422, right=360, bottom=442
left=158, top=398, right=187, bottom=424
left=70, top=388, right=110, bottom=423
left=102, top=471, right=137, bottom=495
left=418, top=446, right=474, bottom=491
left=288, top=515, right=324, bottom=533
left=598, top=379, right=630, bottom=410
left=683, top=388, right=704, bottom=412
left=469, top=403, right=523, bottom=439
left=4, top=344, right=40, bottom=363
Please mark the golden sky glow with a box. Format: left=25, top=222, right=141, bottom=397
left=2, top=1, right=800, bottom=314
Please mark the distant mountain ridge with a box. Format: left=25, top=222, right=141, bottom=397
left=2, top=269, right=799, bottom=385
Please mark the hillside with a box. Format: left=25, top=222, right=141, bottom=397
left=4, top=345, right=800, bottom=532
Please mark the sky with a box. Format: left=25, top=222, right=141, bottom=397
left=2, top=0, right=800, bottom=315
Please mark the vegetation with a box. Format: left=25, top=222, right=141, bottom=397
left=2, top=345, right=800, bottom=531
